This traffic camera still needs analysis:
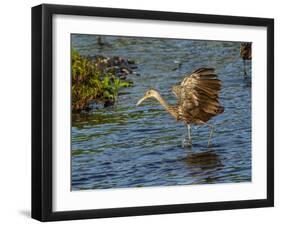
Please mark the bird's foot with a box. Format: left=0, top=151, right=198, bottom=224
left=182, top=138, right=192, bottom=148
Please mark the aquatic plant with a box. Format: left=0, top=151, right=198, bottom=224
left=72, top=50, right=132, bottom=112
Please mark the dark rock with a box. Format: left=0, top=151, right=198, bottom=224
left=104, top=99, right=115, bottom=107
left=128, top=64, right=138, bottom=69
left=127, top=59, right=135, bottom=64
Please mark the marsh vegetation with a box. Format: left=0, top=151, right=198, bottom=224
left=72, top=50, right=135, bottom=112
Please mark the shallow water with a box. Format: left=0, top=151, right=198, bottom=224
left=71, top=35, right=251, bottom=190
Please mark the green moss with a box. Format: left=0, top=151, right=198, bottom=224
left=71, top=50, right=132, bottom=112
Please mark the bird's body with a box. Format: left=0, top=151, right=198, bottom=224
left=240, top=43, right=252, bottom=60
left=240, top=43, right=252, bottom=76
left=136, top=68, right=224, bottom=146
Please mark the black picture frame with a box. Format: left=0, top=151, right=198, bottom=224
left=32, top=3, right=274, bottom=222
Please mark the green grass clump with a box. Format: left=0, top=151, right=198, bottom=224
left=72, top=50, right=132, bottom=112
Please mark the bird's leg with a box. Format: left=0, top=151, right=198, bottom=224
left=243, top=60, right=247, bottom=76
left=188, top=124, right=192, bottom=145
left=203, top=123, right=214, bottom=147
left=182, top=124, right=192, bottom=148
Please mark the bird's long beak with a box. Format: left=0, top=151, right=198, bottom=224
left=136, top=96, right=148, bottom=106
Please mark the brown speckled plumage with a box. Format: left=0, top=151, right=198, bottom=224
left=136, top=68, right=224, bottom=146
left=240, top=43, right=252, bottom=60
left=171, top=68, right=224, bottom=125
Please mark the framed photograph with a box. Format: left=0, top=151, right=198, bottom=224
left=32, top=4, right=274, bottom=221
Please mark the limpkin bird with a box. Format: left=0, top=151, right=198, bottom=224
left=240, top=43, right=252, bottom=76
left=136, top=68, right=224, bottom=147
left=97, top=36, right=106, bottom=46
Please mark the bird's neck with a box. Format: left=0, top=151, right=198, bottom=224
left=154, top=93, right=178, bottom=118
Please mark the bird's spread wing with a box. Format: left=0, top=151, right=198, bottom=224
left=172, top=68, right=223, bottom=118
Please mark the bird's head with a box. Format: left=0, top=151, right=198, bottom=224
left=136, top=88, right=160, bottom=106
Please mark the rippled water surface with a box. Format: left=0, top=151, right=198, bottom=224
left=71, top=35, right=251, bottom=190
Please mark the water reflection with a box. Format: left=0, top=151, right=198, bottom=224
left=186, top=149, right=221, bottom=168
left=185, top=149, right=223, bottom=184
